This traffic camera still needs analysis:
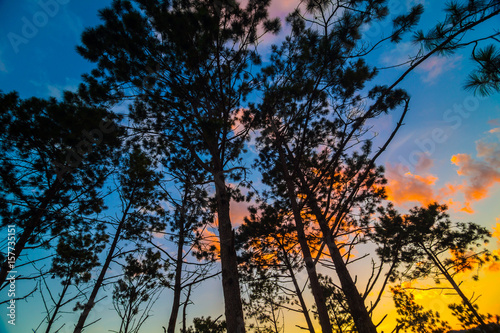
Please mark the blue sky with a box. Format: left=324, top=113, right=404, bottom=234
left=1, top=0, right=500, bottom=332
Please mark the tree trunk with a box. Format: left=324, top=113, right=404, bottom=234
left=73, top=200, right=132, bottom=333
left=214, top=171, right=246, bottom=333
left=280, top=244, right=316, bottom=333
left=277, top=146, right=333, bottom=333
left=422, top=244, right=487, bottom=327
left=1, top=183, right=60, bottom=286
left=182, top=284, right=192, bottom=333
left=45, top=280, right=70, bottom=333
left=167, top=219, right=185, bottom=333
left=307, top=197, right=378, bottom=333
left=1, top=219, right=38, bottom=287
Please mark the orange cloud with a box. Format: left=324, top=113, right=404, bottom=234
left=387, top=122, right=500, bottom=213
left=459, top=202, right=474, bottom=214
left=487, top=249, right=500, bottom=272
left=198, top=228, right=221, bottom=258
left=450, top=142, right=500, bottom=202
left=229, top=199, right=250, bottom=227
left=385, top=163, right=440, bottom=206
left=385, top=156, right=464, bottom=211
left=493, top=219, right=500, bottom=242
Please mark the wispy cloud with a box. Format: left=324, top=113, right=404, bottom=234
left=380, top=42, right=462, bottom=83
left=488, top=118, right=500, bottom=126
left=268, top=0, right=298, bottom=18
left=417, top=55, right=462, bottom=83
left=29, top=77, right=79, bottom=99
left=380, top=42, right=418, bottom=67
left=451, top=137, right=500, bottom=203
left=0, top=50, right=7, bottom=73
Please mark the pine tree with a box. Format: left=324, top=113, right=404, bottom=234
left=374, top=203, right=495, bottom=328
left=75, top=1, right=280, bottom=330
left=0, top=91, right=121, bottom=288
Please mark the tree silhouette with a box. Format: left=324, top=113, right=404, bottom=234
left=1, top=0, right=499, bottom=331
left=160, top=154, right=216, bottom=333
left=374, top=203, right=496, bottom=328
left=317, top=274, right=355, bottom=333
left=0, top=90, right=121, bottom=289
left=449, top=300, right=500, bottom=331
left=391, top=286, right=451, bottom=333
left=74, top=147, right=163, bottom=332
left=465, top=44, right=500, bottom=96
left=111, top=249, right=168, bottom=333
left=35, top=224, right=107, bottom=333
left=185, top=316, right=226, bottom=333
left=75, top=1, right=280, bottom=330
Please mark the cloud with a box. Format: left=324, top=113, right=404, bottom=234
left=198, top=228, right=221, bottom=258
left=230, top=199, right=250, bottom=227
left=385, top=154, right=462, bottom=210
left=417, top=55, right=462, bottom=83
left=0, top=50, right=6, bottom=73
left=385, top=162, right=439, bottom=206
left=29, top=77, right=79, bottom=99
left=488, top=119, right=500, bottom=126
left=451, top=142, right=500, bottom=202
left=268, top=0, right=298, bottom=18
left=379, top=43, right=462, bottom=83
left=415, top=153, right=433, bottom=173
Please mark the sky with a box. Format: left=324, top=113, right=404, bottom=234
left=0, top=0, right=499, bottom=332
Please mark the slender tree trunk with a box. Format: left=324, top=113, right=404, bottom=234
left=307, top=197, right=378, bottom=333
left=167, top=220, right=185, bottom=333
left=182, top=284, right=192, bottom=333
left=1, top=220, right=38, bottom=286
left=45, top=280, right=70, bottom=333
left=421, top=244, right=487, bottom=327
left=271, top=305, right=280, bottom=333
left=0, top=183, right=60, bottom=286
left=277, top=146, right=333, bottom=333
left=214, top=170, right=246, bottom=333
left=124, top=299, right=134, bottom=333
left=73, top=200, right=132, bottom=333
left=280, top=244, right=316, bottom=333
